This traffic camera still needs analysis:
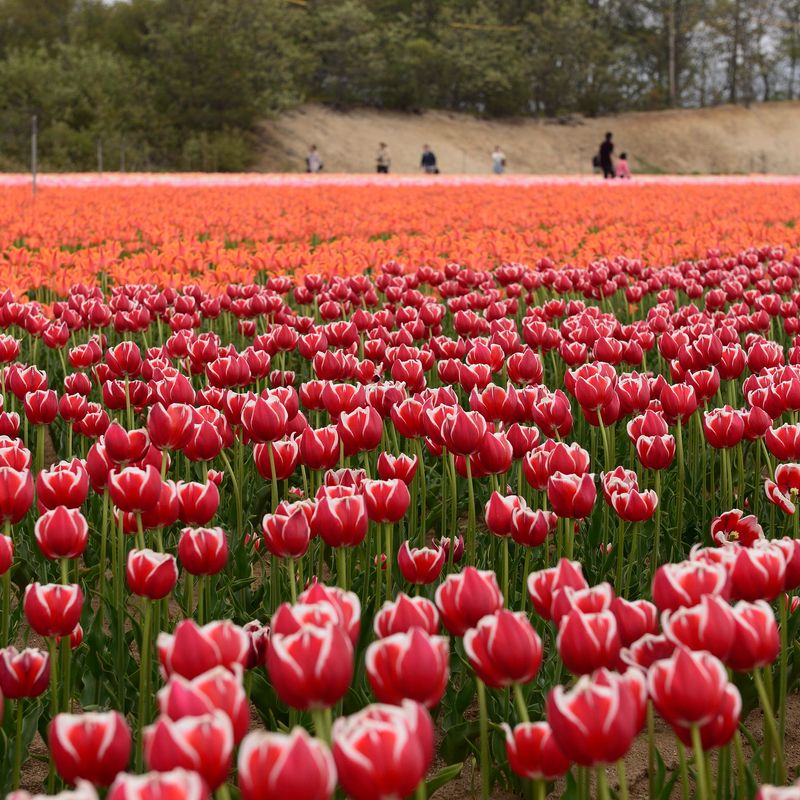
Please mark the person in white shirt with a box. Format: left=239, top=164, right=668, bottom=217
left=306, top=145, right=322, bottom=173
left=492, top=145, right=506, bottom=175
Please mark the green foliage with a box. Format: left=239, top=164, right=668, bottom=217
left=0, top=0, right=795, bottom=169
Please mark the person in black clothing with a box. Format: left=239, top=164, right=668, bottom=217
left=420, top=144, right=438, bottom=174
left=598, top=132, right=615, bottom=179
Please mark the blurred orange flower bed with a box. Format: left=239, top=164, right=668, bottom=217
left=2, top=181, right=799, bottom=296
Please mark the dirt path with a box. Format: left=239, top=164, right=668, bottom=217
left=258, top=101, right=800, bottom=176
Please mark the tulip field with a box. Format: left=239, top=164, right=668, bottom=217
left=3, top=175, right=800, bottom=800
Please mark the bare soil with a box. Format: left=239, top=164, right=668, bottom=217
left=258, top=101, right=800, bottom=176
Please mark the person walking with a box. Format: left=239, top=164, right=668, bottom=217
left=420, top=145, right=438, bottom=174
left=598, top=132, right=615, bottom=179
left=305, top=145, right=322, bottom=174
left=491, top=145, right=506, bottom=175
left=616, top=152, right=631, bottom=179
left=376, top=142, right=391, bottom=174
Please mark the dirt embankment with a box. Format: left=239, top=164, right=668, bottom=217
left=258, top=101, right=800, bottom=176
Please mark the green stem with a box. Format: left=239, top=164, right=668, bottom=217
left=615, top=516, right=626, bottom=592
left=753, top=667, right=786, bottom=784
left=12, top=698, right=23, bottom=788
left=287, top=557, right=297, bottom=603
left=136, top=599, right=153, bottom=771
left=415, top=782, right=427, bottom=800
left=466, top=459, right=476, bottom=564
left=616, top=760, right=629, bottom=800
left=513, top=683, right=530, bottom=723
left=651, top=471, right=662, bottom=580
left=676, top=420, right=685, bottom=543
left=597, top=767, right=610, bottom=800
left=691, top=725, right=710, bottom=800
left=477, top=678, right=490, bottom=800
left=218, top=449, right=243, bottom=544
left=779, top=596, right=788, bottom=748
left=647, top=702, right=656, bottom=800
left=677, top=741, right=689, bottom=800
left=385, top=523, right=393, bottom=602
left=501, top=536, right=509, bottom=604
left=336, top=547, right=348, bottom=593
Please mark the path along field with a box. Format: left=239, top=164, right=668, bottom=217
left=2, top=175, right=800, bottom=800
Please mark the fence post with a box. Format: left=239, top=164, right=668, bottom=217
left=31, top=115, right=38, bottom=197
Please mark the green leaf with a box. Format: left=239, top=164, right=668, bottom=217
left=425, top=762, right=463, bottom=796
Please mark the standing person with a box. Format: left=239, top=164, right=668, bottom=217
left=616, top=152, right=631, bottom=179
left=376, top=142, right=391, bottom=174
left=598, top=132, right=615, bottom=179
left=491, top=145, right=506, bottom=175
left=305, top=145, right=322, bottom=174
left=420, top=145, right=438, bottom=174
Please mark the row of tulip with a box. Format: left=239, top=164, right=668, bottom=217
left=2, top=247, right=800, bottom=799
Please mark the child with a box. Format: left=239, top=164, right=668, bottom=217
left=616, top=152, right=631, bottom=179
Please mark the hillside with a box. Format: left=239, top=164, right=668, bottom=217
left=258, top=101, right=800, bottom=175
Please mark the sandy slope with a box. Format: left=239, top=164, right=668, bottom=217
left=258, top=101, right=800, bottom=175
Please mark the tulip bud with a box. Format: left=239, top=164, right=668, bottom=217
left=107, top=769, right=210, bottom=800
left=143, top=711, right=233, bottom=791
left=49, top=711, right=132, bottom=786
left=464, top=609, right=542, bottom=688
left=434, top=567, right=503, bottom=637
left=238, top=728, right=336, bottom=800
left=366, top=628, right=449, bottom=708
left=332, top=701, right=434, bottom=800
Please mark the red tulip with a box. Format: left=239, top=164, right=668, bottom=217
left=266, top=623, right=353, bottom=710
left=126, top=549, right=178, bottom=600
left=363, top=478, right=410, bottom=523
left=23, top=389, right=59, bottom=425
left=241, top=395, right=288, bottom=443
left=107, top=769, right=210, bottom=800
left=310, top=488, right=368, bottom=548
left=662, top=594, right=735, bottom=660
left=147, top=403, right=195, bottom=451
left=0, top=646, right=50, bottom=698
left=509, top=507, right=556, bottom=547
left=556, top=609, right=621, bottom=675
left=298, top=426, right=340, bottom=471
left=703, top=406, right=745, bottom=448
left=297, top=581, right=361, bottom=645
left=527, top=558, right=588, bottom=620
left=635, top=434, right=676, bottom=470
left=464, top=609, right=542, bottom=688
left=660, top=382, right=697, bottom=424
left=178, top=527, right=228, bottom=576
left=547, top=668, right=645, bottom=765
left=108, top=465, right=161, bottom=513
left=503, top=721, right=571, bottom=781
left=547, top=472, right=596, bottom=518
left=671, top=682, right=741, bottom=750
left=652, top=560, right=729, bottom=612
left=483, top=491, right=524, bottom=537
left=262, top=509, right=312, bottom=559
left=144, top=712, right=233, bottom=791
left=550, top=582, right=614, bottom=626
left=253, top=439, right=300, bottom=481
left=648, top=647, right=729, bottom=726
left=176, top=481, right=219, bottom=526
left=0, top=466, right=34, bottom=523
left=104, top=424, right=150, bottom=465
left=376, top=452, right=418, bottom=484
left=49, top=711, right=132, bottom=786
left=24, top=582, right=83, bottom=637
left=157, top=620, right=249, bottom=679
left=725, top=600, right=780, bottom=671
left=434, top=567, right=503, bottom=636
left=728, top=543, right=786, bottom=601
left=366, top=628, right=449, bottom=707
left=332, top=701, right=434, bottom=800
left=440, top=407, right=487, bottom=455
left=766, top=423, right=800, bottom=461
left=157, top=665, right=249, bottom=743
left=238, top=728, right=336, bottom=800
left=36, top=459, right=89, bottom=510
left=710, top=509, right=764, bottom=546
left=610, top=487, right=658, bottom=522
left=337, top=406, right=383, bottom=456
left=34, top=507, right=88, bottom=560
left=609, top=596, right=658, bottom=646
left=373, top=593, right=439, bottom=637
left=397, top=541, right=445, bottom=584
